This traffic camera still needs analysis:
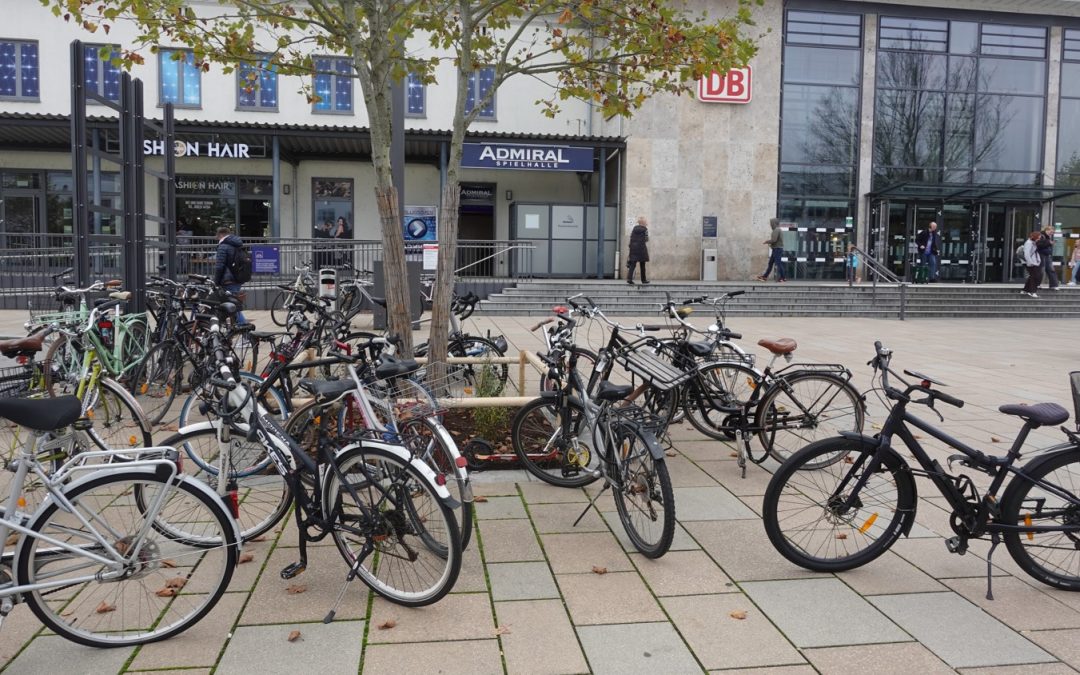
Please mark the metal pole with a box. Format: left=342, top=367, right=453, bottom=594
left=70, top=40, right=90, bottom=288
left=130, top=79, right=147, bottom=313
left=899, top=283, right=906, bottom=321
left=163, top=103, right=176, bottom=280
left=119, top=73, right=138, bottom=308
left=596, top=148, right=605, bottom=279
left=272, top=135, right=281, bottom=238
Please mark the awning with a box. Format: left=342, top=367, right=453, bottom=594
left=869, top=181, right=1080, bottom=203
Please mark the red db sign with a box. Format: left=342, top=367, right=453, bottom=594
left=697, top=67, right=752, bottom=104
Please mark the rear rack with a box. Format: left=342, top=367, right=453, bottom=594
left=774, top=362, right=852, bottom=379
left=615, top=345, right=695, bottom=392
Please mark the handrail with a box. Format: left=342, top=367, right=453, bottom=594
left=850, top=245, right=903, bottom=285
left=453, top=243, right=535, bottom=277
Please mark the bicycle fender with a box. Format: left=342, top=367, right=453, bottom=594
left=836, top=432, right=919, bottom=537
left=337, top=440, right=457, bottom=507
left=427, top=420, right=472, bottom=491
left=641, top=429, right=666, bottom=461
left=176, top=421, right=220, bottom=436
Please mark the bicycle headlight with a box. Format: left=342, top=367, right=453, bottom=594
left=676, top=307, right=693, bottom=319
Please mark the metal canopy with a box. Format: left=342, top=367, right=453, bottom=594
left=869, top=181, right=1080, bottom=203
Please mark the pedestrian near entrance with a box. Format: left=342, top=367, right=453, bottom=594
left=626, top=216, right=650, bottom=285
left=845, top=245, right=860, bottom=285
left=1037, top=225, right=1060, bottom=290
left=1069, top=241, right=1080, bottom=286
left=1021, top=230, right=1043, bottom=298
left=214, top=226, right=248, bottom=323
left=916, top=221, right=940, bottom=282
left=757, top=218, right=786, bottom=282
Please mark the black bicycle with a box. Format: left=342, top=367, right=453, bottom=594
left=763, top=341, right=1080, bottom=598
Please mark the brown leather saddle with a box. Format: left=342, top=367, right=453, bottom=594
left=757, top=338, right=797, bottom=355
left=0, top=331, right=47, bottom=359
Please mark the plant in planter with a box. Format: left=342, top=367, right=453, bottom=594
left=448, top=364, right=516, bottom=470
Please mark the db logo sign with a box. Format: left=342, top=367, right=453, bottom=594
left=697, top=67, right=752, bottom=104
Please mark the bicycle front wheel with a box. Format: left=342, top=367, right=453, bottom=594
left=130, top=341, right=183, bottom=426
left=86, top=377, right=154, bottom=452
left=684, top=361, right=758, bottom=441
left=756, top=373, right=864, bottom=467
left=323, top=444, right=461, bottom=606
left=1002, top=448, right=1080, bottom=591
left=511, top=396, right=600, bottom=487
left=762, top=437, right=915, bottom=572
left=18, top=471, right=237, bottom=647
left=610, top=423, right=675, bottom=558
left=270, top=291, right=292, bottom=326
left=399, top=417, right=473, bottom=551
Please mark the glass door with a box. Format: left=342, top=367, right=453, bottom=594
left=1007, top=205, right=1040, bottom=283
left=885, top=202, right=911, bottom=279
left=938, top=203, right=973, bottom=282
left=982, top=204, right=1007, bottom=283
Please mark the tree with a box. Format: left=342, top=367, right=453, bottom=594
left=47, top=0, right=761, bottom=370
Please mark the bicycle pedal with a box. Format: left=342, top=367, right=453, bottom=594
left=945, top=536, right=967, bottom=555
left=280, top=561, right=306, bottom=579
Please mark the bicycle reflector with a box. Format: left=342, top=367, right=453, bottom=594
left=921, top=379, right=932, bottom=388
left=552, top=305, right=568, bottom=315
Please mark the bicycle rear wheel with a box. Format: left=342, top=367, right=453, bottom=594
left=1002, top=448, right=1080, bottom=591
left=270, top=291, right=292, bottom=327
left=323, top=444, right=461, bottom=606
left=756, top=373, right=864, bottom=467
left=511, top=396, right=600, bottom=487
left=19, top=471, right=237, bottom=647
left=610, top=423, right=675, bottom=558
left=130, top=341, right=183, bottom=426
left=86, top=377, right=154, bottom=452
left=684, top=361, right=758, bottom=441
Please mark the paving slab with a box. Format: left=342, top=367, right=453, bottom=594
left=496, top=599, right=590, bottom=675
left=944, top=576, right=1080, bottom=631
left=664, top=456, right=720, bottom=487
left=453, top=539, right=490, bottom=593
left=238, top=545, right=369, bottom=625
left=475, top=495, right=528, bottom=519
left=477, top=518, right=545, bottom=562
left=528, top=502, right=608, bottom=533
left=803, top=642, right=954, bottom=675
left=0, top=605, right=41, bottom=665
left=601, top=510, right=701, bottom=552
left=675, top=439, right=734, bottom=461
left=3, top=635, right=132, bottom=675
left=892, top=536, right=1010, bottom=579
left=697, top=460, right=775, bottom=496
left=576, top=621, right=702, bottom=675
left=557, top=571, right=666, bottom=625
left=631, top=550, right=735, bottom=596
left=487, top=561, right=560, bottom=601
left=518, top=481, right=589, bottom=504
left=362, top=639, right=503, bottom=675
left=836, top=550, right=946, bottom=596
left=662, top=593, right=805, bottom=670
left=957, top=664, right=1077, bottom=675
left=708, top=667, right=817, bottom=674
left=216, top=620, right=364, bottom=674
left=684, top=519, right=819, bottom=582
left=672, top=485, right=757, bottom=521
left=871, top=591, right=1055, bottom=668
left=130, top=592, right=246, bottom=669
left=368, top=593, right=494, bottom=643
left=129, top=669, right=212, bottom=675
left=468, top=480, right=524, bottom=496
left=1025, top=628, right=1080, bottom=668
left=742, top=578, right=909, bottom=648
left=542, top=532, right=634, bottom=574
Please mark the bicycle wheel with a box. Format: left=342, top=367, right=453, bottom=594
left=43, top=333, right=84, bottom=397
left=445, top=337, right=508, bottom=397
left=18, top=471, right=236, bottom=647
left=762, top=437, right=916, bottom=572
left=756, top=373, right=864, bottom=467
left=86, top=377, right=154, bottom=451
left=684, top=361, right=758, bottom=441
left=130, top=341, right=183, bottom=426
left=176, top=372, right=289, bottom=429
left=399, top=417, right=473, bottom=551
left=610, top=423, right=675, bottom=558
left=119, top=316, right=150, bottom=384
left=1001, top=448, right=1080, bottom=591
left=511, top=396, right=600, bottom=487
left=540, top=347, right=598, bottom=393
left=323, top=444, right=461, bottom=606
left=159, top=428, right=291, bottom=541
left=270, top=291, right=292, bottom=327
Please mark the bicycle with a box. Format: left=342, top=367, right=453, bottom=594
left=763, top=341, right=1080, bottom=598
left=270, top=262, right=317, bottom=327
left=0, top=394, right=238, bottom=647
left=512, top=307, right=676, bottom=558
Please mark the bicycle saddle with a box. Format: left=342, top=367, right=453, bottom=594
left=370, top=297, right=387, bottom=308
left=249, top=330, right=284, bottom=341
left=0, top=395, right=82, bottom=431
left=596, top=381, right=633, bottom=402
left=998, top=402, right=1069, bottom=428
left=297, top=378, right=354, bottom=400
left=374, top=356, right=420, bottom=380
left=758, top=338, right=797, bottom=355
left=232, top=323, right=256, bottom=334
left=0, top=330, right=47, bottom=358
left=688, top=341, right=713, bottom=357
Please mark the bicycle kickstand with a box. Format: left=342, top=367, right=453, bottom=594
left=984, top=532, right=1001, bottom=601
left=324, top=543, right=372, bottom=624
left=737, top=431, right=752, bottom=479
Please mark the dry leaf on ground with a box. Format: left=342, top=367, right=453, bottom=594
left=287, top=630, right=302, bottom=642
left=5, top=534, right=17, bottom=546
left=494, top=626, right=511, bottom=636
left=665, top=450, right=677, bottom=457
left=377, top=619, right=397, bottom=630
left=473, top=495, right=489, bottom=503
left=251, top=535, right=268, bottom=542
left=95, top=601, right=116, bottom=614
left=165, top=577, right=186, bottom=589
left=729, top=452, right=738, bottom=458
left=835, top=533, right=848, bottom=540
left=155, top=588, right=176, bottom=597
left=729, top=610, right=747, bottom=620
left=161, top=559, right=177, bottom=568
left=991, top=436, right=1002, bottom=443
left=286, top=584, right=307, bottom=594
left=591, top=566, right=608, bottom=575
left=238, top=552, right=255, bottom=564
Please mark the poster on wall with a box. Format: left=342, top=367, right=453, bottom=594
left=403, top=205, right=438, bottom=242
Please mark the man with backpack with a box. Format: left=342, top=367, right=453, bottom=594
left=214, top=225, right=252, bottom=323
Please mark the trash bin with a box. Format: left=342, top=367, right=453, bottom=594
left=701, top=249, right=718, bottom=281
left=319, top=267, right=338, bottom=303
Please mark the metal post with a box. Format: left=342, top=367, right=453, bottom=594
left=596, top=148, right=606, bottom=279
left=130, top=79, right=147, bottom=313
left=163, top=103, right=176, bottom=279
left=70, top=40, right=90, bottom=287
left=439, top=142, right=447, bottom=212
left=119, top=72, right=139, bottom=308
left=899, top=283, right=906, bottom=321
left=272, top=135, right=281, bottom=238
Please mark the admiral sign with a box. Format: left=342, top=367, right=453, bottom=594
left=697, top=67, right=752, bottom=104
left=462, top=143, right=593, bottom=172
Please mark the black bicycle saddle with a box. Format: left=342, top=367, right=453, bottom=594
left=0, top=396, right=82, bottom=431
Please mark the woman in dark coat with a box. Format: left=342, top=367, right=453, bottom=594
left=627, top=216, right=650, bottom=285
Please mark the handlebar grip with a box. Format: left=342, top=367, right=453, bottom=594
left=935, top=390, right=965, bottom=409
left=640, top=325, right=666, bottom=332
left=874, top=340, right=884, bottom=354
left=727, top=291, right=745, bottom=298
left=530, top=317, right=555, bottom=332
left=723, top=331, right=742, bottom=340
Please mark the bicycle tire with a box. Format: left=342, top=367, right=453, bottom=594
left=610, top=423, right=675, bottom=557
left=118, top=316, right=150, bottom=382
left=756, top=373, right=865, bottom=468
left=511, top=396, right=600, bottom=487
left=130, top=341, right=183, bottom=426
left=323, top=443, right=461, bottom=606
left=158, top=427, right=292, bottom=542
left=399, top=416, right=473, bottom=551
left=176, top=371, right=289, bottom=429
left=43, top=332, right=83, bottom=397
left=1001, top=448, right=1080, bottom=591
left=86, top=377, right=155, bottom=452
left=270, top=290, right=292, bottom=327
left=684, top=361, right=758, bottom=441
left=762, top=436, right=915, bottom=572
left=540, top=347, right=598, bottom=393
left=18, top=470, right=237, bottom=647
left=450, top=336, right=508, bottom=395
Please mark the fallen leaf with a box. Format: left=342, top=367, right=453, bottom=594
left=5, top=534, right=17, bottom=546
left=913, top=434, right=924, bottom=440
left=377, top=619, right=397, bottom=630
left=844, top=456, right=854, bottom=464
left=96, top=601, right=116, bottom=614
left=287, top=630, right=302, bottom=642
left=251, top=535, right=268, bottom=542
left=155, top=587, right=176, bottom=597
left=729, top=452, right=738, bottom=458
left=165, top=577, right=187, bottom=589
left=161, top=559, right=177, bottom=568
left=287, top=584, right=307, bottom=594
left=473, top=495, right=489, bottom=503
left=729, top=610, right=747, bottom=620
left=991, top=436, right=1002, bottom=443
left=871, top=423, right=882, bottom=430
left=115, top=540, right=130, bottom=555
left=238, top=552, right=255, bottom=564
left=664, top=450, right=677, bottom=457
left=493, top=625, right=511, bottom=636
left=591, top=565, right=608, bottom=575
left=835, top=533, right=848, bottom=540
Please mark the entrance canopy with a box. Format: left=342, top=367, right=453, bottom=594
left=869, top=181, right=1080, bottom=203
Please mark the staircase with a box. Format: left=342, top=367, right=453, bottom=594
left=479, top=280, right=1080, bottom=318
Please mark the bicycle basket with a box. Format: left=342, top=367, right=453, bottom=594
left=1071, top=371, right=1080, bottom=426
left=616, top=344, right=695, bottom=392
left=0, top=364, right=35, bottom=399
left=611, top=403, right=670, bottom=436
left=365, top=370, right=445, bottom=423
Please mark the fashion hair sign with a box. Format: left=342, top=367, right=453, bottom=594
left=697, top=67, right=752, bottom=104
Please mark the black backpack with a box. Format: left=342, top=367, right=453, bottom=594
left=230, top=245, right=253, bottom=283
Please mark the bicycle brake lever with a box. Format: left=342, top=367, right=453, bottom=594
left=926, top=398, right=945, bottom=422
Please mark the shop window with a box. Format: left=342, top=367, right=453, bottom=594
left=312, top=179, right=354, bottom=239
left=173, top=174, right=271, bottom=238
left=84, top=43, right=121, bottom=102
left=0, top=39, right=39, bottom=100
left=237, top=56, right=277, bottom=110
left=159, top=48, right=201, bottom=107
left=406, top=72, right=425, bottom=117
left=465, top=66, right=496, bottom=119
left=313, top=57, right=352, bottom=113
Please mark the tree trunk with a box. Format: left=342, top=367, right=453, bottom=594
left=375, top=186, right=414, bottom=355
left=425, top=181, right=460, bottom=386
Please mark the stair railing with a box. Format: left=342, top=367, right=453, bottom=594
left=849, top=245, right=907, bottom=320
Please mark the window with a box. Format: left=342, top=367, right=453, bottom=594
left=237, top=56, right=278, bottom=110
left=980, top=25, right=1047, bottom=59
left=465, top=66, right=496, bottom=119
left=84, top=43, right=121, bottom=102
left=159, top=49, right=201, bottom=107
left=406, top=72, right=425, bottom=117
left=786, top=11, right=860, bottom=48
left=313, top=57, right=352, bottom=113
left=0, top=40, right=39, bottom=100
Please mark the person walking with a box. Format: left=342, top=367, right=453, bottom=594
left=214, top=226, right=248, bottom=323
left=845, top=244, right=859, bottom=285
left=915, top=221, right=940, bottom=282
left=1068, top=241, right=1080, bottom=286
left=1021, top=230, right=1044, bottom=298
left=626, top=216, right=650, bottom=285
left=1037, top=225, right=1060, bottom=290
left=756, top=218, right=786, bottom=282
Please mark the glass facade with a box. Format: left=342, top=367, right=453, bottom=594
left=83, top=44, right=121, bottom=102
left=159, top=49, right=201, bottom=107
left=465, top=66, right=496, bottom=119
left=237, top=56, right=277, bottom=110
left=174, top=175, right=272, bottom=238
left=406, top=72, right=425, bottom=117
left=312, top=57, right=352, bottom=113
left=778, top=10, right=861, bottom=279
left=0, top=39, right=38, bottom=100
